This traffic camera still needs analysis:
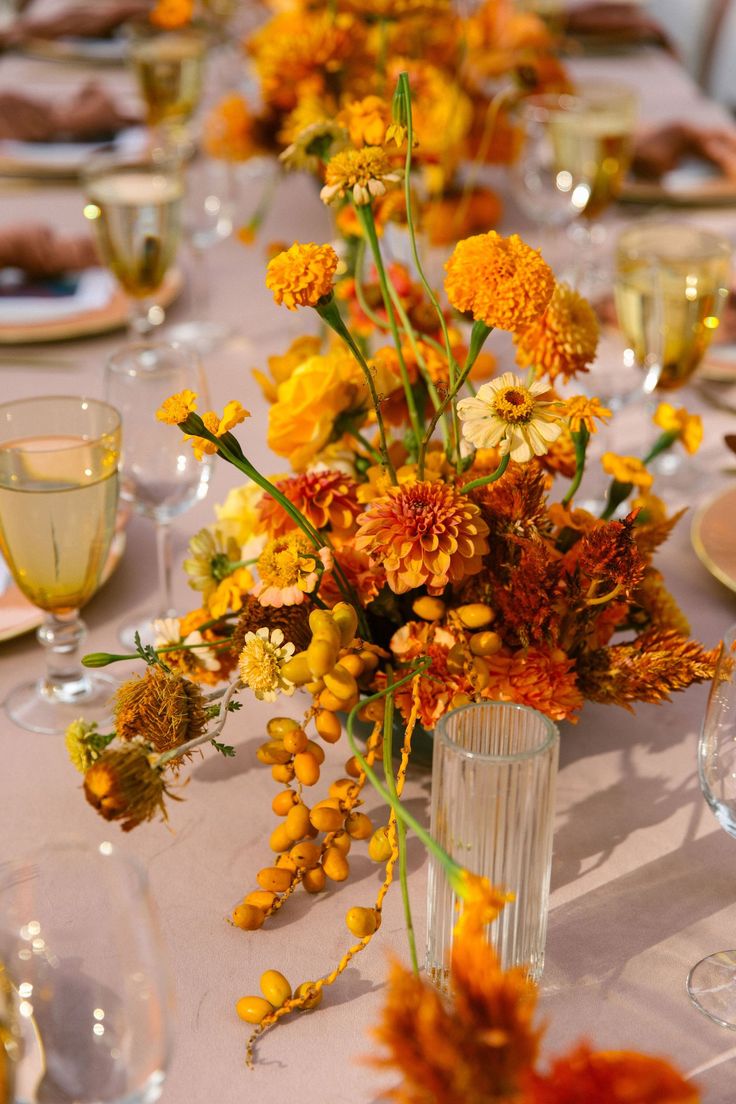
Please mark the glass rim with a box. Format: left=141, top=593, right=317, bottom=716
left=0, top=395, right=121, bottom=453
left=107, top=339, right=200, bottom=378
left=0, top=838, right=149, bottom=896
left=81, top=146, right=184, bottom=186
left=616, top=219, right=732, bottom=263
left=434, top=701, right=559, bottom=763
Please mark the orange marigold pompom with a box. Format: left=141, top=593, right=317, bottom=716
left=444, top=232, right=554, bottom=332
left=355, top=481, right=490, bottom=595
left=265, top=242, right=339, bottom=310
left=514, top=282, right=599, bottom=383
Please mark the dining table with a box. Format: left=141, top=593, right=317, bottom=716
left=2, top=26, right=736, bottom=1104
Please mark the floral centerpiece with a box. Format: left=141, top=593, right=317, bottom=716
left=66, top=11, right=716, bottom=1085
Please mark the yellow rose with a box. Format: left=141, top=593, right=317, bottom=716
left=267, top=350, right=363, bottom=471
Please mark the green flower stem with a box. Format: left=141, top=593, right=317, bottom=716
left=355, top=203, right=424, bottom=451
left=82, top=638, right=232, bottom=668
left=155, top=678, right=243, bottom=767
left=643, top=428, right=679, bottom=465
left=345, top=661, right=460, bottom=878
left=561, top=424, right=590, bottom=507
left=355, top=238, right=445, bottom=425
left=417, top=319, right=492, bottom=479
left=397, top=73, right=461, bottom=440
left=381, top=677, right=418, bottom=975
left=460, top=452, right=510, bottom=494
left=175, top=415, right=368, bottom=630
left=314, top=296, right=397, bottom=485
left=345, top=424, right=384, bottom=466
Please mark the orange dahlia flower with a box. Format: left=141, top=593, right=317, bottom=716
left=355, top=481, right=489, bottom=594
left=445, top=232, right=554, bottom=332
left=258, top=469, right=361, bottom=538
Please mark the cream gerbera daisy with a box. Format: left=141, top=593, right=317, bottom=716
left=456, top=372, right=562, bottom=463
left=238, top=627, right=296, bottom=701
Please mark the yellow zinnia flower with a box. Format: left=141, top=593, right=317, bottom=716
left=445, top=232, right=554, bottom=332
left=338, top=96, right=390, bottom=148
left=456, top=372, right=563, bottom=463
left=265, top=242, right=339, bottom=310
left=653, top=403, right=703, bottom=455
left=601, top=452, right=653, bottom=489
left=320, top=146, right=403, bottom=207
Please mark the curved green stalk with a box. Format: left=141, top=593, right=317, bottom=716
left=461, top=453, right=510, bottom=494
left=561, top=425, right=589, bottom=508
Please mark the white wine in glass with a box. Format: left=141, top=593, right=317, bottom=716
left=0, top=397, right=121, bottom=735
left=614, top=221, right=731, bottom=394
left=129, top=25, right=207, bottom=150
left=83, top=151, right=183, bottom=337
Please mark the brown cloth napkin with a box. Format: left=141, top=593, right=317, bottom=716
left=632, top=123, right=736, bottom=181
left=3, top=0, right=151, bottom=45
left=562, top=2, right=673, bottom=51
left=0, top=224, right=98, bottom=277
left=0, top=82, right=139, bottom=142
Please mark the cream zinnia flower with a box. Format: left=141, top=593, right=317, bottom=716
left=456, top=372, right=562, bottom=463
left=238, top=627, right=296, bottom=701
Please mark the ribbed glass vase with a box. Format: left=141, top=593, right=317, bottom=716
left=425, top=701, right=559, bottom=987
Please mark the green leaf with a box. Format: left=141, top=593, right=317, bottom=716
left=211, top=739, right=236, bottom=757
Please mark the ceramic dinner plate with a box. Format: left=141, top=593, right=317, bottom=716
left=0, top=526, right=127, bottom=645
left=0, top=125, right=146, bottom=181
left=0, top=266, right=183, bottom=345
left=691, top=485, right=736, bottom=595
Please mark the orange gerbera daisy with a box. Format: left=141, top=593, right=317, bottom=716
left=444, top=232, right=554, bottom=332
left=265, top=242, right=339, bottom=310
left=257, top=469, right=361, bottom=538
left=355, top=481, right=490, bottom=594
left=514, top=282, right=599, bottom=383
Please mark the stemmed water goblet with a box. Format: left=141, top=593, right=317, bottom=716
left=0, top=396, right=121, bottom=735
left=128, top=20, right=208, bottom=155
left=83, top=148, right=184, bottom=340
left=0, top=841, right=171, bottom=1104
left=687, top=623, right=736, bottom=1028
left=104, top=340, right=212, bottom=649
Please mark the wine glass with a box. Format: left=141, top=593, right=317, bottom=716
left=82, top=148, right=184, bottom=339
left=128, top=21, right=208, bottom=154
left=687, top=623, right=736, bottom=1028
left=513, top=82, right=638, bottom=292
left=0, top=397, right=121, bottom=735
left=104, top=341, right=212, bottom=649
left=0, top=841, right=171, bottom=1104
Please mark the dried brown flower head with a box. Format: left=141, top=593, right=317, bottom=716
left=114, top=666, right=208, bottom=754
left=83, top=745, right=170, bottom=832
left=232, top=594, right=312, bottom=655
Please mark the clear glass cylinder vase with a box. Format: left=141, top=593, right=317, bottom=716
left=425, top=701, right=559, bottom=987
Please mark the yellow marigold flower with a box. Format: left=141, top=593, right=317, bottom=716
left=483, top=646, right=584, bottom=722
left=339, top=95, right=391, bottom=148
left=445, top=232, right=555, bottom=332
left=355, top=480, right=490, bottom=595
left=320, top=146, right=403, bottom=207
left=184, top=402, right=250, bottom=460
left=457, top=372, right=563, bottom=463
left=202, top=93, right=256, bottom=162
left=653, top=403, right=703, bottom=455
left=150, top=0, right=193, bottom=29
left=267, top=350, right=363, bottom=471
left=238, top=627, right=296, bottom=702
left=265, top=242, right=339, bottom=310
left=207, top=568, right=254, bottom=620
left=156, top=389, right=198, bottom=425
left=255, top=532, right=332, bottom=607
left=601, top=452, right=653, bottom=490
left=253, top=334, right=323, bottom=404
left=83, top=745, right=170, bottom=832
left=514, top=282, right=599, bottom=382
left=564, top=396, right=611, bottom=435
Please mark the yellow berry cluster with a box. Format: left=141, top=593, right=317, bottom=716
left=236, top=970, right=322, bottom=1026
left=413, top=596, right=501, bottom=709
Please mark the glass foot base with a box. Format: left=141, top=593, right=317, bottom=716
left=166, top=320, right=232, bottom=356
left=5, top=673, right=118, bottom=735
left=687, top=950, right=736, bottom=1028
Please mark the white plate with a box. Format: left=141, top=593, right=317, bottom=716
left=0, top=126, right=147, bottom=180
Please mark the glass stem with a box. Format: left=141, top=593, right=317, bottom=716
left=188, top=242, right=212, bottom=321
left=155, top=519, right=176, bottom=620
left=37, top=611, right=91, bottom=703
left=128, top=296, right=155, bottom=340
